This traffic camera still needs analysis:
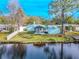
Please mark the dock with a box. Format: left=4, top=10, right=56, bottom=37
left=72, top=36, right=79, bottom=40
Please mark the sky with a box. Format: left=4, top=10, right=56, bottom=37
left=0, top=0, right=51, bottom=19
left=0, top=0, right=79, bottom=20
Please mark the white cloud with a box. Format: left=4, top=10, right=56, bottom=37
left=8, top=0, right=20, bottom=7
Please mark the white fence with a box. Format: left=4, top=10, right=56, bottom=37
left=7, top=30, right=19, bottom=40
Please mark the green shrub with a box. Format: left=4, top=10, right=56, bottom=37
left=26, top=31, right=35, bottom=34
left=66, top=26, right=73, bottom=31
left=48, top=38, right=55, bottom=41
left=24, top=28, right=27, bottom=31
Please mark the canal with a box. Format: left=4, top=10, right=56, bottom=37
left=0, top=43, right=79, bottom=59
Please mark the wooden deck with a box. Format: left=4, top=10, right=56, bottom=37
left=72, top=36, right=79, bottom=40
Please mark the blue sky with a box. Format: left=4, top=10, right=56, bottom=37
left=0, top=0, right=79, bottom=20
left=0, top=0, right=51, bottom=19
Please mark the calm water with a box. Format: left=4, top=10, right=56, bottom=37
left=0, top=43, right=79, bottom=59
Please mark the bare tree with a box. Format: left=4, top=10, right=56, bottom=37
left=7, top=0, right=24, bottom=31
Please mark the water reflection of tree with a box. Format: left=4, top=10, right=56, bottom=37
left=63, top=55, right=72, bottom=59
left=48, top=48, right=57, bottom=59
left=7, top=45, right=15, bottom=59
left=12, top=44, right=26, bottom=59
left=44, top=46, right=57, bottom=59
left=43, top=44, right=71, bottom=59
left=60, top=43, right=72, bottom=59
left=0, top=45, right=6, bottom=59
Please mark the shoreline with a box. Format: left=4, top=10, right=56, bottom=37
left=0, top=41, right=79, bottom=44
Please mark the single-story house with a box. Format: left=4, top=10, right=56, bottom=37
left=64, top=24, right=79, bottom=32
left=34, top=25, right=48, bottom=34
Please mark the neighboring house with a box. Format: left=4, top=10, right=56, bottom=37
left=34, top=25, right=48, bottom=34
left=0, top=24, right=18, bottom=32
left=64, top=24, right=79, bottom=32
left=0, top=24, right=8, bottom=32
left=75, top=26, right=79, bottom=32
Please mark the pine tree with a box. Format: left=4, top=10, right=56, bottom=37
left=49, top=0, right=79, bottom=34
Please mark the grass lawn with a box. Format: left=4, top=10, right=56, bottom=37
left=0, top=32, right=73, bottom=43
left=10, top=32, right=69, bottom=43
left=65, top=32, right=79, bottom=35
left=0, top=32, right=8, bottom=40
